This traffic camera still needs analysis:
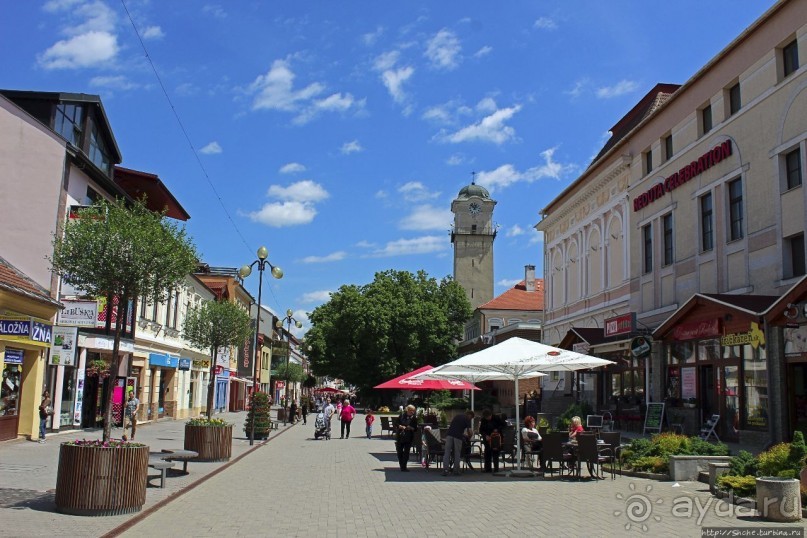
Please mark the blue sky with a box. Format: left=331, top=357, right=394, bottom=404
left=3, top=1, right=772, bottom=334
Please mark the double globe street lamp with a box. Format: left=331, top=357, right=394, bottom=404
left=277, top=309, right=302, bottom=425
left=239, top=246, right=282, bottom=445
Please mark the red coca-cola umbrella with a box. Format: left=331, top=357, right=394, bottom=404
left=374, top=365, right=479, bottom=391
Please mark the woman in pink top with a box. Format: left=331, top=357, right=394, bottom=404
left=339, top=399, right=356, bottom=439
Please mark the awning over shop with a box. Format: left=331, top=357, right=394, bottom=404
left=230, top=376, right=254, bottom=386
left=653, top=293, right=778, bottom=341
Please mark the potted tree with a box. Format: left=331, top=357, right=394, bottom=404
left=182, top=299, right=253, bottom=459
left=244, top=391, right=273, bottom=440
left=50, top=199, right=198, bottom=515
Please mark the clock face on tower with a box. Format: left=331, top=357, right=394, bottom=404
left=468, top=202, right=481, bottom=215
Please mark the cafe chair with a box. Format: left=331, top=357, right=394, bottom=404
left=699, top=414, right=721, bottom=442
left=577, top=433, right=613, bottom=480
left=541, top=432, right=574, bottom=478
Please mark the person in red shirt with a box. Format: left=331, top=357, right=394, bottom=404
left=568, top=416, right=584, bottom=440
left=365, top=409, right=375, bottom=439
left=340, top=399, right=356, bottom=439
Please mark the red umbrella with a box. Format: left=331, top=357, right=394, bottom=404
left=315, top=387, right=345, bottom=393
left=374, top=365, right=479, bottom=391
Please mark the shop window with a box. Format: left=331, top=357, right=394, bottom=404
left=728, top=82, right=741, bottom=116
left=642, top=223, right=652, bottom=274
left=662, top=213, right=674, bottom=266
left=728, top=178, right=744, bottom=241
left=701, top=104, right=713, bottom=136
left=783, top=38, right=799, bottom=78
left=1, top=363, right=22, bottom=417
left=785, top=148, right=803, bottom=190
left=664, top=134, right=673, bottom=162
left=784, top=233, right=806, bottom=279
left=744, top=345, right=768, bottom=430
left=700, top=192, right=714, bottom=252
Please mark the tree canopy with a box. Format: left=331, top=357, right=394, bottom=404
left=304, top=269, right=471, bottom=394
left=49, top=198, right=199, bottom=440
left=183, top=300, right=253, bottom=418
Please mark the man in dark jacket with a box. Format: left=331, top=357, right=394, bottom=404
left=442, top=410, right=475, bottom=476
left=396, top=405, right=419, bottom=472
left=479, top=409, right=506, bottom=473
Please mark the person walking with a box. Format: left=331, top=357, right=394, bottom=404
left=301, top=400, right=308, bottom=425
left=339, top=399, right=356, bottom=438
left=479, top=409, right=505, bottom=473
left=289, top=400, right=298, bottom=424
left=38, top=390, right=52, bottom=443
left=395, top=405, right=418, bottom=472
left=322, top=398, right=335, bottom=438
left=443, top=410, right=475, bottom=476
left=365, top=408, right=375, bottom=439
left=124, top=390, right=140, bottom=440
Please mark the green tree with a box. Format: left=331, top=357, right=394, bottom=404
left=305, top=269, right=471, bottom=394
left=183, top=300, right=253, bottom=418
left=278, top=362, right=306, bottom=383
left=50, top=199, right=198, bottom=442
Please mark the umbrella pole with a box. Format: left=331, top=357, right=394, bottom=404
left=471, top=387, right=475, bottom=412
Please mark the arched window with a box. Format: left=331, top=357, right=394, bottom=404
left=606, top=215, right=624, bottom=288
left=588, top=228, right=603, bottom=296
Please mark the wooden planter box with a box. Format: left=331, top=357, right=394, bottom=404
left=55, top=443, right=149, bottom=516
left=184, top=424, right=232, bottom=462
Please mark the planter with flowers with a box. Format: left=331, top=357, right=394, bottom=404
left=84, top=358, right=111, bottom=378
left=185, top=417, right=232, bottom=462
left=55, top=439, right=149, bottom=516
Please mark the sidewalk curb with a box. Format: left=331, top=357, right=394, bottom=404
left=100, top=423, right=297, bottom=538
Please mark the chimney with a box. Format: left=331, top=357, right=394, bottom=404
left=525, top=265, right=536, bottom=292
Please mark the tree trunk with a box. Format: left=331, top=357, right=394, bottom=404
left=206, top=348, right=218, bottom=419
left=102, top=297, right=125, bottom=442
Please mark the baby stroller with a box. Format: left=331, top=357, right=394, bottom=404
left=314, top=412, right=331, bottom=440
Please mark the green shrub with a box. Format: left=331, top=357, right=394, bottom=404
left=777, top=469, right=797, bottom=479
left=788, top=431, right=807, bottom=469
left=631, top=456, right=668, bottom=474
left=187, top=417, right=230, bottom=427
left=689, top=437, right=730, bottom=456
left=717, top=475, right=756, bottom=498
left=758, top=443, right=792, bottom=477
left=649, top=432, right=690, bottom=457
left=729, top=450, right=759, bottom=477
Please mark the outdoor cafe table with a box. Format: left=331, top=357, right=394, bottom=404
left=563, top=439, right=607, bottom=479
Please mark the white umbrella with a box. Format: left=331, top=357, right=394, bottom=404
left=411, top=367, right=546, bottom=411
left=431, top=337, right=615, bottom=476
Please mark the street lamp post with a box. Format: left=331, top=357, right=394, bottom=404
left=276, top=309, right=302, bottom=425
left=239, top=246, right=283, bottom=445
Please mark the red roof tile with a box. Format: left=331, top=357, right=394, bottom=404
left=0, top=256, right=61, bottom=307
left=479, top=279, right=544, bottom=311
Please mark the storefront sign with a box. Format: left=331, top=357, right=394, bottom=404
left=0, top=315, right=53, bottom=346
left=672, top=318, right=721, bottom=341
left=149, top=353, right=179, bottom=368
left=633, top=140, right=733, bottom=212
left=237, top=324, right=254, bottom=378
left=178, top=358, right=191, bottom=371
left=215, top=347, right=230, bottom=368
left=78, top=334, right=135, bottom=353
left=605, top=313, right=635, bottom=337
left=193, top=359, right=210, bottom=369
left=276, top=381, right=286, bottom=390
left=3, top=348, right=24, bottom=364
left=572, top=342, right=590, bottom=354
left=630, top=336, right=652, bottom=358
left=74, top=365, right=85, bottom=426
left=721, top=322, right=766, bottom=349
left=58, top=300, right=99, bottom=327
left=50, top=326, right=78, bottom=366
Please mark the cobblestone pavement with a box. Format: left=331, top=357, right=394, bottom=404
left=0, top=410, right=290, bottom=538
left=117, top=423, right=806, bottom=538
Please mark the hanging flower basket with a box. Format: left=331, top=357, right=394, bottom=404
left=85, top=359, right=111, bottom=378
left=55, top=440, right=149, bottom=516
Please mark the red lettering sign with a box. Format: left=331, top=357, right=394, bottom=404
left=672, top=318, right=722, bottom=341
left=604, top=313, right=636, bottom=337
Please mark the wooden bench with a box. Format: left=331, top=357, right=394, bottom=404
left=160, top=449, right=199, bottom=473
left=148, top=460, right=175, bottom=488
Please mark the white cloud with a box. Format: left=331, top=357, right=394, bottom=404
left=425, top=28, right=461, bottom=70
left=294, top=92, right=363, bottom=125
left=506, top=225, right=525, bottom=237
left=355, top=240, right=376, bottom=248
left=529, top=228, right=544, bottom=245
left=477, top=147, right=575, bottom=190
left=142, top=25, right=164, bottom=39
left=476, top=97, right=498, bottom=113
left=203, top=5, right=227, bottom=18
left=596, top=79, right=639, bottom=99
left=497, top=278, right=522, bottom=288
left=374, top=190, right=388, bottom=199
left=279, top=162, right=306, bottom=174
left=398, top=182, right=439, bottom=203
left=381, top=66, right=414, bottom=104
left=474, top=46, right=492, bottom=58
left=362, top=26, right=384, bottom=46
left=399, top=205, right=452, bottom=231
left=534, top=17, right=557, bottom=30
left=443, top=105, right=522, bottom=145
left=301, top=290, right=333, bottom=304
left=341, top=140, right=363, bottom=154
left=89, top=75, right=137, bottom=90
left=300, top=251, right=346, bottom=264
left=446, top=154, right=465, bottom=166
left=38, top=31, right=118, bottom=69
left=369, top=235, right=447, bottom=257
left=267, top=180, right=329, bottom=203
left=200, top=141, right=222, bottom=154
left=60, top=0, right=116, bottom=35
left=566, top=78, right=589, bottom=98
left=244, top=201, right=318, bottom=227
left=373, top=51, right=399, bottom=71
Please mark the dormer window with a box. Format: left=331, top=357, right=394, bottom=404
left=54, top=103, right=84, bottom=146
left=89, top=121, right=113, bottom=176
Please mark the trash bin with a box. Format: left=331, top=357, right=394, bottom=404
left=277, top=408, right=286, bottom=422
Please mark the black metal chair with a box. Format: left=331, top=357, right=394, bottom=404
left=599, top=431, right=623, bottom=476
left=577, top=433, right=613, bottom=480
left=541, top=432, right=574, bottom=478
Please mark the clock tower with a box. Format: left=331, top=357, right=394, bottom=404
left=451, top=180, right=496, bottom=310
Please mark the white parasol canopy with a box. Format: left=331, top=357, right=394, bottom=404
left=430, top=337, right=615, bottom=476
left=411, top=367, right=546, bottom=411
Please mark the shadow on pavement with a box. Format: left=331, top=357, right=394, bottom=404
left=369, top=452, right=399, bottom=462
left=0, top=489, right=56, bottom=513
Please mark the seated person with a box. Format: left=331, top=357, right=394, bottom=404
left=568, top=415, right=584, bottom=441
left=521, top=416, right=544, bottom=470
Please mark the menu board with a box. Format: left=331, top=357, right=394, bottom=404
left=643, top=402, right=665, bottom=434
left=681, top=367, right=696, bottom=400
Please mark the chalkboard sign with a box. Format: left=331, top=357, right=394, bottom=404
left=643, top=402, right=665, bottom=435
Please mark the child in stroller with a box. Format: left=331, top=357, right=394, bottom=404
left=314, top=411, right=331, bottom=440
